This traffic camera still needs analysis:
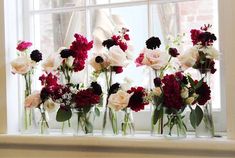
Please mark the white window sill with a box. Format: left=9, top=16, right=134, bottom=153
left=0, top=133, right=235, bottom=158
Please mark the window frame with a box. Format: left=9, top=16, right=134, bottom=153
left=0, top=0, right=230, bottom=134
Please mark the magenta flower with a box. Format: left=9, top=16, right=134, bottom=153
left=16, top=41, right=32, bottom=51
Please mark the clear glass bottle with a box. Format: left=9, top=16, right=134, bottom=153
left=121, top=108, right=135, bottom=136
left=102, top=107, right=119, bottom=136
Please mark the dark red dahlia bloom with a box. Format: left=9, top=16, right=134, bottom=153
left=162, top=74, right=183, bottom=111
left=190, top=29, right=201, bottom=45
left=145, top=36, right=161, bottom=50
left=74, top=89, right=100, bottom=108
left=168, top=48, right=179, bottom=57
left=30, top=50, right=42, bottom=62
left=193, top=58, right=216, bottom=74
left=127, top=87, right=149, bottom=112
left=70, top=34, right=93, bottom=72
left=195, top=81, right=211, bottom=105
left=39, top=73, right=59, bottom=87
left=16, top=41, right=32, bottom=51
left=112, top=66, right=123, bottom=74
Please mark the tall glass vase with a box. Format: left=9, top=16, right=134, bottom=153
left=195, top=69, right=215, bottom=138
left=121, top=108, right=135, bottom=136
left=102, top=107, right=118, bottom=135
left=163, top=113, right=187, bottom=139
left=21, top=71, right=36, bottom=134
left=73, top=108, right=95, bottom=136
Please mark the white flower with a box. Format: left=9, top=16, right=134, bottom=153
left=186, top=97, right=195, bottom=105
left=89, top=53, right=110, bottom=71
left=107, top=46, right=128, bottom=67
left=141, top=48, right=168, bottom=70
left=153, top=87, right=162, bottom=97
left=120, top=77, right=133, bottom=91
left=201, top=46, right=219, bottom=60
left=43, top=98, right=57, bottom=112
left=181, top=87, right=189, bottom=98
left=11, top=56, right=32, bottom=74
left=65, top=56, right=74, bottom=68
left=24, top=91, right=41, bottom=108
left=178, top=46, right=199, bottom=70
left=108, top=90, right=132, bottom=111
left=42, top=54, right=62, bottom=72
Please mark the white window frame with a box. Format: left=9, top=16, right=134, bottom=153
left=0, top=0, right=231, bottom=135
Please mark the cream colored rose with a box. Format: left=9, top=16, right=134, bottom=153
left=24, top=91, right=41, bottom=108
left=11, top=56, right=32, bottom=74
left=89, top=53, right=110, bottom=71
left=186, top=97, right=195, bottom=105
left=178, top=46, right=199, bottom=70
left=107, top=46, right=128, bottom=67
left=43, top=98, right=57, bottom=112
left=65, top=56, right=74, bottom=68
left=42, top=54, right=62, bottom=72
left=153, top=87, right=162, bottom=97
left=181, top=87, right=189, bottom=98
left=202, top=46, right=219, bottom=60
left=108, top=90, right=132, bottom=111
left=141, top=48, right=168, bottom=70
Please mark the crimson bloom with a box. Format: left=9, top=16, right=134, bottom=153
left=16, top=41, right=32, bottom=51
left=74, top=89, right=100, bottom=108
left=195, top=81, right=211, bottom=105
left=127, top=87, right=149, bottom=112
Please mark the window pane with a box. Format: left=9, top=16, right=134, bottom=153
left=33, top=0, right=85, bottom=10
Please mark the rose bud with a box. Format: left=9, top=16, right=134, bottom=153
left=169, top=47, right=179, bottom=57
left=153, top=77, right=161, bottom=87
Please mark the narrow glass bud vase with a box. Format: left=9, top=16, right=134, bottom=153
left=73, top=109, right=94, bottom=136
left=102, top=107, right=119, bottom=135
left=164, top=113, right=186, bottom=139
left=21, top=108, right=36, bottom=134
left=151, top=105, right=164, bottom=136
left=61, top=120, right=73, bottom=135
left=38, top=107, right=49, bottom=135
left=121, top=108, right=135, bottom=136
left=195, top=69, right=215, bottom=138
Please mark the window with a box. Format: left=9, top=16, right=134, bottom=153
left=4, top=0, right=225, bottom=133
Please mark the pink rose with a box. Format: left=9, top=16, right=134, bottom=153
left=24, top=91, right=41, bottom=108
left=42, top=54, right=62, bottom=72
left=11, top=56, right=32, bottom=74
left=108, top=90, right=132, bottom=111
left=107, top=46, right=128, bottom=67
left=16, top=41, right=32, bottom=51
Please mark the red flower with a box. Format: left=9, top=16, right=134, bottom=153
left=39, top=73, right=59, bottom=87
left=127, top=87, right=149, bottom=112
left=190, top=29, right=201, bottom=45
left=117, top=41, right=128, bottom=52
left=74, top=89, right=100, bottom=108
left=112, top=66, right=123, bottom=74
left=195, top=81, right=211, bottom=105
left=70, top=34, right=93, bottom=72
left=124, top=34, right=130, bottom=40
left=162, top=74, right=183, bottom=110
left=135, top=53, right=144, bottom=66
left=16, top=41, right=32, bottom=51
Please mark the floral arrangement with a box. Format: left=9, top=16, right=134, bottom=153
left=12, top=24, right=218, bottom=138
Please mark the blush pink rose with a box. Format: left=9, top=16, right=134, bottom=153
left=24, top=91, right=41, bottom=108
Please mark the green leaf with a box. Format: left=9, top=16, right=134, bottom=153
left=94, top=107, right=100, bottom=117
left=189, top=105, right=203, bottom=129
left=195, top=105, right=203, bottom=126
left=152, top=106, right=163, bottom=125
left=188, top=76, right=195, bottom=88
left=195, top=78, right=203, bottom=89
left=56, top=107, right=72, bottom=122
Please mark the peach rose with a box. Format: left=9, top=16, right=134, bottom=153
left=24, top=91, right=41, bottom=108
left=178, top=47, right=199, bottom=70
left=108, top=90, right=132, bottom=111
left=11, top=56, right=32, bottom=74
left=153, top=87, right=162, bottom=97
left=141, top=48, right=168, bottom=70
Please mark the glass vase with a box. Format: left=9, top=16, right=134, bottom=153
left=102, top=107, right=119, bottom=135
left=163, top=113, right=186, bottom=139
left=73, top=109, right=95, bottom=136
left=121, top=108, right=135, bottom=136
left=151, top=105, right=164, bottom=136
left=61, top=119, right=73, bottom=135
left=195, top=69, right=215, bottom=138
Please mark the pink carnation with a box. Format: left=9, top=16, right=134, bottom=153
left=16, top=41, right=32, bottom=51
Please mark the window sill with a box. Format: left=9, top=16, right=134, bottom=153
left=0, top=133, right=235, bottom=158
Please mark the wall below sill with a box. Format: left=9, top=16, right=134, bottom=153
left=0, top=134, right=235, bottom=158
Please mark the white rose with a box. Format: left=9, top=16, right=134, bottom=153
left=107, top=46, right=128, bottom=67
left=141, top=48, right=168, bottom=70
left=108, top=90, right=132, bottom=111
left=42, top=54, right=62, bottom=72
left=202, top=46, right=219, bottom=60
left=65, top=56, right=74, bottom=68
left=24, top=91, right=41, bottom=108
left=178, top=47, right=199, bottom=70
left=11, top=56, right=32, bottom=74
left=181, top=87, right=189, bottom=98
left=43, top=98, right=57, bottom=112
left=153, top=87, right=162, bottom=97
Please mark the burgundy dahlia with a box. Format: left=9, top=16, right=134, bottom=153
left=145, top=36, right=161, bottom=50
left=74, top=89, right=100, bottom=108
left=195, top=81, right=211, bottom=105
left=162, top=74, right=183, bottom=110
left=30, top=50, right=42, bottom=62
left=127, top=87, right=149, bottom=112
